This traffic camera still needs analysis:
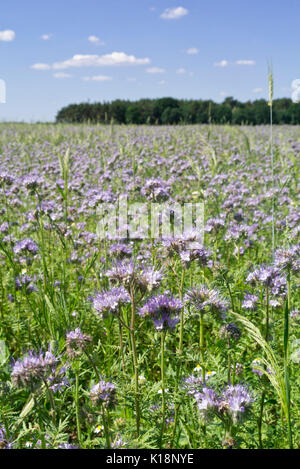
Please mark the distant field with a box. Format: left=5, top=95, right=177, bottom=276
left=0, top=123, right=299, bottom=449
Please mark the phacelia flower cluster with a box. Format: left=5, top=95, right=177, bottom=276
left=106, top=260, right=163, bottom=293
left=139, top=294, right=182, bottom=331
left=66, top=328, right=92, bottom=358
left=92, top=287, right=130, bottom=318
left=185, top=286, right=228, bottom=321
left=90, top=379, right=117, bottom=408
left=194, top=384, right=254, bottom=424
left=11, top=348, right=68, bottom=392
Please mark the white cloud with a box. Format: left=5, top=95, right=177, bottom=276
left=127, top=77, right=137, bottom=82
left=291, top=79, right=300, bottom=103
left=146, top=67, right=165, bottom=74
left=82, top=75, right=112, bottom=81
left=186, top=47, right=198, bottom=55
left=52, top=52, right=150, bottom=69
left=41, top=34, right=52, bottom=40
left=0, top=30, right=15, bottom=42
left=252, top=87, right=263, bottom=93
left=160, top=6, right=188, bottom=19
left=291, top=79, right=300, bottom=90
left=236, top=60, right=255, bottom=66
left=219, top=91, right=227, bottom=97
left=214, top=60, right=228, bottom=67
left=53, top=72, right=71, bottom=78
left=31, top=63, right=51, bottom=70
left=158, top=80, right=167, bottom=85
left=176, top=68, right=186, bottom=74
left=88, top=35, right=104, bottom=45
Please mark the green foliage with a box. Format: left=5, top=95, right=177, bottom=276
left=56, top=97, right=300, bottom=125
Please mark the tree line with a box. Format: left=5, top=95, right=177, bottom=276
left=56, top=97, right=300, bottom=125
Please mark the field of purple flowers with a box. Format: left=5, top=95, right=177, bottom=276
left=0, top=123, right=299, bottom=449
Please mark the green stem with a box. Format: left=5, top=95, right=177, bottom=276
left=200, top=312, right=205, bottom=382
left=159, top=330, right=166, bottom=448
left=75, top=369, right=82, bottom=446
left=284, top=271, right=293, bottom=449
left=130, top=287, right=140, bottom=437
left=101, top=406, right=111, bottom=448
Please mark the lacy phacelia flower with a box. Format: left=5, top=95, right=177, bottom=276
left=13, top=238, right=39, bottom=256
left=90, top=380, right=117, bottom=408
left=242, top=293, right=258, bottom=310
left=139, top=294, right=182, bottom=331
left=109, top=242, right=133, bottom=259
left=219, top=384, right=254, bottom=424
left=11, top=348, right=68, bottom=392
left=162, top=231, right=210, bottom=267
left=141, top=177, right=171, bottom=202
left=66, top=328, right=92, bottom=358
left=15, top=275, right=37, bottom=294
left=194, top=387, right=219, bottom=419
left=246, top=266, right=280, bottom=288
left=92, top=287, right=130, bottom=318
left=111, top=436, right=128, bottom=448
left=183, top=370, right=216, bottom=395
left=194, top=384, right=254, bottom=424
left=274, top=245, right=300, bottom=273
left=185, top=286, right=228, bottom=320
left=106, top=261, right=163, bottom=293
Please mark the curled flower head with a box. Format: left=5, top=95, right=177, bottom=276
left=194, top=387, right=219, bottom=421
left=185, top=286, right=228, bottom=321
left=139, top=294, right=182, bottom=331
left=90, top=379, right=117, bottom=408
left=13, top=238, right=39, bottom=256
left=109, top=242, right=132, bottom=259
left=242, top=293, right=258, bottom=310
left=246, top=265, right=280, bottom=288
left=15, top=274, right=37, bottom=294
left=92, top=287, right=130, bottom=318
left=106, top=261, right=163, bottom=293
left=66, top=328, right=92, bottom=358
left=141, top=177, right=171, bottom=202
left=11, top=347, right=67, bottom=392
left=219, top=384, right=254, bottom=424
left=274, top=245, right=300, bottom=273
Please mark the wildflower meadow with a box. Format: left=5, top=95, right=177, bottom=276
left=0, top=122, right=299, bottom=450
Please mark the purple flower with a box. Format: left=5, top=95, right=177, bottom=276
left=219, top=384, right=254, bottom=423
left=109, top=243, right=133, bottom=259
left=0, top=424, right=13, bottom=449
left=106, top=261, right=163, bottom=293
left=219, top=322, right=241, bottom=342
left=11, top=348, right=68, bottom=392
left=139, top=294, right=182, bottom=331
left=0, top=171, right=14, bottom=186
left=141, top=177, right=171, bottom=202
left=185, top=286, right=228, bottom=320
left=246, top=265, right=279, bottom=288
left=13, top=238, right=39, bottom=256
left=274, top=245, right=300, bottom=273
left=242, top=293, right=258, bottom=310
left=92, top=287, right=130, bottom=318
left=90, top=380, right=116, bottom=408
left=66, top=328, right=92, bottom=358
left=15, top=275, right=37, bottom=294
left=194, top=387, right=219, bottom=417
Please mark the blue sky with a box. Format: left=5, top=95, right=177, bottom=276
left=0, top=0, right=299, bottom=121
